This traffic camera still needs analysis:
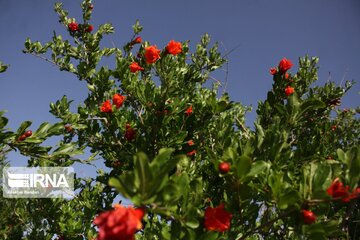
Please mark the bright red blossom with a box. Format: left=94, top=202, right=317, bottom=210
left=144, top=45, right=161, bottom=64
left=301, top=210, right=317, bottom=225
left=278, top=58, right=293, bottom=73
left=327, top=178, right=360, bottom=202
left=270, top=67, right=277, bottom=75
left=129, top=62, right=144, bottom=73
left=187, top=140, right=195, bottom=146
left=133, top=36, right=142, bottom=44
left=93, top=204, right=144, bottom=240
left=204, top=203, right=232, bottom=232
left=284, top=86, right=295, bottom=96
left=187, top=149, right=196, bottom=156
left=113, top=94, right=126, bottom=109
left=68, top=22, right=79, bottom=32
left=166, top=40, right=182, bottom=55
left=100, top=100, right=112, bottom=113
left=185, top=106, right=193, bottom=116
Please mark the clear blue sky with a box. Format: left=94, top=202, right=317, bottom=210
left=0, top=0, right=359, bottom=168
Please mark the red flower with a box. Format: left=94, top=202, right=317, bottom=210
left=204, top=203, right=232, bottom=232
left=327, top=178, right=349, bottom=199
left=301, top=210, right=316, bottom=225
left=327, top=178, right=360, bottom=202
left=284, top=86, right=295, bottom=96
left=144, top=45, right=161, bottom=64
left=100, top=100, right=112, bottom=113
left=270, top=67, right=277, bottom=75
left=331, top=125, right=337, bottom=131
left=133, top=36, right=142, bottom=44
left=129, top=62, right=144, bottom=73
left=113, top=94, right=126, bottom=109
left=285, top=73, right=290, bottom=79
left=187, top=140, right=195, bottom=146
left=185, top=106, right=193, bottom=116
left=344, top=188, right=360, bottom=202
left=68, top=22, right=79, bottom=32
left=86, top=25, right=94, bottom=32
left=218, top=162, right=231, bottom=174
left=124, top=124, right=136, bottom=141
left=278, top=58, right=293, bottom=73
left=187, top=149, right=196, bottom=156
left=94, top=204, right=145, bottom=240
left=166, top=40, right=182, bottom=55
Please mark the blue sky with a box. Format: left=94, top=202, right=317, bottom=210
left=0, top=0, right=359, bottom=169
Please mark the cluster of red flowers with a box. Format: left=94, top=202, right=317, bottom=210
left=326, top=178, right=360, bottom=202
left=93, top=204, right=145, bottom=240
left=68, top=22, right=94, bottom=33
left=139, top=40, right=183, bottom=65
left=100, top=94, right=126, bottom=113
left=270, top=58, right=295, bottom=97
left=128, top=39, right=183, bottom=74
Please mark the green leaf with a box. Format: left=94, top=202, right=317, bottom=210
left=35, top=122, right=51, bottom=135
left=134, top=152, right=153, bottom=197
left=237, top=155, right=252, bottom=179
left=132, top=20, right=143, bottom=34
left=185, top=218, right=199, bottom=229
left=348, top=146, right=360, bottom=187
left=0, top=61, right=8, bottom=73
left=278, top=189, right=301, bottom=209
left=336, top=148, right=347, bottom=164
left=247, top=161, right=270, bottom=177
left=16, top=121, right=32, bottom=135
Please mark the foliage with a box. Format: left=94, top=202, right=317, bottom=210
left=1, top=1, right=359, bottom=239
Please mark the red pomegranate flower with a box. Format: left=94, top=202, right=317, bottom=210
left=278, top=58, right=293, bottom=73
left=187, top=140, right=195, bottom=146
left=129, top=62, right=144, bottom=73
left=186, top=149, right=197, bottom=156
left=113, top=94, right=126, bottom=109
left=185, top=106, right=193, bottom=116
left=301, top=210, right=316, bottom=225
left=93, top=204, right=145, bottom=240
left=284, top=86, right=295, bottom=96
left=100, top=100, right=112, bottom=113
left=133, top=36, right=142, bottom=44
left=166, top=40, right=182, bottom=55
left=144, top=45, right=161, bottom=64
left=327, top=178, right=360, bottom=202
left=204, top=203, right=232, bottom=232
left=68, top=22, right=79, bottom=32
left=269, top=67, right=277, bottom=75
